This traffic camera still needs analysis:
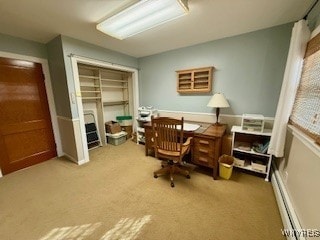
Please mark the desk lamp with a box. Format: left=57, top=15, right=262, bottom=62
left=207, top=93, right=230, bottom=125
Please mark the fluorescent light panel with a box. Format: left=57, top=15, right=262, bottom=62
left=97, top=0, right=189, bottom=40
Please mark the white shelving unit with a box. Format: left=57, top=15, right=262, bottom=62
left=136, top=122, right=147, bottom=144
left=78, top=64, right=133, bottom=147
left=231, top=126, right=272, bottom=181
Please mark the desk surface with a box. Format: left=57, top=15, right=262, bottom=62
left=200, top=124, right=226, bottom=137
left=144, top=120, right=211, bottom=134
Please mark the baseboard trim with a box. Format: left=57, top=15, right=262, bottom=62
left=63, top=153, right=78, bottom=164
left=271, top=162, right=305, bottom=240
left=63, top=152, right=88, bottom=166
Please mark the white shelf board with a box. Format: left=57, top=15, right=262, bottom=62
left=234, top=163, right=267, bottom=175
left=233, top=148, right=270, bottom=157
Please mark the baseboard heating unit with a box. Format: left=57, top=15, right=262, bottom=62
left=271, top=162, right=305, bottom=240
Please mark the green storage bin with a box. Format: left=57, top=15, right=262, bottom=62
left=116, top=116, right=133, bottom=126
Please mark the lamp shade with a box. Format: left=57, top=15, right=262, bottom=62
left=207, top=93, right=230, bottom=108
left=97, top=0, right=189, bottom=40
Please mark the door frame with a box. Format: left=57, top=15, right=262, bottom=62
left=70, top=55, right=139, bottom=163
left=0, top=51, right=63, bottom=177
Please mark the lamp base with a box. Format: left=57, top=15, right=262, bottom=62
left=215, top=108, right=221, bottom=126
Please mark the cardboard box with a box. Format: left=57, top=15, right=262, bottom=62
left=105, top=121, right=121, bottom=134
left=121, top=125, right=133, bottom=139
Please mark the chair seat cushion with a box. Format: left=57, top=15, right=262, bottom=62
left=157, top=143, right=189, bottom=157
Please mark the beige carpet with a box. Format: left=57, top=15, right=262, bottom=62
left=0, top=141, right=285, bottom=240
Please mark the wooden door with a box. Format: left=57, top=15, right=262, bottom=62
left=0, top=57, right=57, bottom=175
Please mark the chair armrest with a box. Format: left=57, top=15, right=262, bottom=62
left=183, top=137, right=193, bottom=147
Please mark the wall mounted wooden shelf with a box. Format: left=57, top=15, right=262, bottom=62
left=176, top=67, right=213, bottom=93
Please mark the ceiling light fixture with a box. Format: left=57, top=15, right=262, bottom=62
left=96, top=0, right=189, bottom=40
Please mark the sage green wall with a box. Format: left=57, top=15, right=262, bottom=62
left=46, top=35, right=138, bottom=119
left=46, top=35, right=72, bottom=118
left=0, top=33, right=47, bottom=59
left=138, top=23, right=293, bottom=117
left=306, top=1, right=320, bottom=31
left=60, top=35, right=139, bottom=119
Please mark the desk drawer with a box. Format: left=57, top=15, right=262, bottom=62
left=194, top=137, right=215, bottom=153
left=193, top=137, right=215, bottom=167
left=193, top=152, right=213, bottom=166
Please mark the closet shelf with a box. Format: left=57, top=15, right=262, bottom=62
left=81, top=90, right=101, bottom=93
left=101, top=85, right=128, bottom=89
left=79, top=75, right=99, bottom=79
left=103, top=100, right=129, bottom=106
left=82, top=97, right=101, bottom=100
left=80, top=84, right=100, bottom=88
left=101, top=78, right=128, bottom=83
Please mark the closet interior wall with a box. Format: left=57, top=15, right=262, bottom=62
left=78, top=63, right=133, bottom=149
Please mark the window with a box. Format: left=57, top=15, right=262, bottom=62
left=290, top=32, right=320, bottom=144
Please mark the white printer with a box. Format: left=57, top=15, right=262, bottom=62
left=138, top=106, right=158, bottom=121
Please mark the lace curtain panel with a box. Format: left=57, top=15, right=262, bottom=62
left=268, top=20, right=311, bottom=157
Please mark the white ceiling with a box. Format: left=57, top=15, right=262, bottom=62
left=0, top=0, right=316, bottom=58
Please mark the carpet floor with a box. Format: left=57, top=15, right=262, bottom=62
left=0, top=140, right=285, bottom=240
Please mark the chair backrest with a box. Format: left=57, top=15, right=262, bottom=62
left=151, top=117, right=184, bottom=158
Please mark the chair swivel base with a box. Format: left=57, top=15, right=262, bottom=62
left=153, top=162, right=190, bottom=187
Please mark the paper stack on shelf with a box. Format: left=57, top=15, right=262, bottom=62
left=252, top=141, right=270, bottom=154
left=235, top=141, right=251, bottom=151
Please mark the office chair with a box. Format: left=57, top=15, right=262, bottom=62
left=152, top=116, right=192, bottom=187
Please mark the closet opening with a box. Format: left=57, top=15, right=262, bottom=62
left=71, top=56, right=139, bottom=163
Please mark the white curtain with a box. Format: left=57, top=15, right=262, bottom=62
left=268, top=20, right=310, bottom=157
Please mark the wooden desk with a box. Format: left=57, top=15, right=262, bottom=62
left=192, top=124, right=226, bottom=179
left=144, top=122, right=226, bottom=179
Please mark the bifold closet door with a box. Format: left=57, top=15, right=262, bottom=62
left=0, top=57, right=57, bottom=175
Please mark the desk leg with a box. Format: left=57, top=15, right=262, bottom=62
left=145, top=145, right=148, bottom=156
left=213, top=166, right=218, bottom=180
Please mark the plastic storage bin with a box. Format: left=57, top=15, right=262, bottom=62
left=251, top=160, right=267, bottom=173
left=106, top=131, right=127, bottom=145
left=219, top=155, right=234, bottom=180
left=241, top=114, right=264, bottom=132
left=234, top=157, right=245, bottom=167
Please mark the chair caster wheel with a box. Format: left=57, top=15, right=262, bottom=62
left=154, top=175, right=158, bottom=178
left=186, top=175, right=190, bottom=179
left=171, top=183, right=174, bottom=187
